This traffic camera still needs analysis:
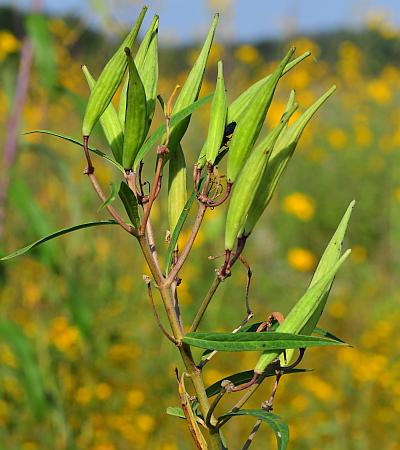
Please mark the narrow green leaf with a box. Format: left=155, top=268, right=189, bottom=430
left=133, top=93, right=213, bottom=170
left=165, top=189, right=196, bottom=273
left=218, top=410, right=289, bottom=450
left=1, top=220, right=118, bottom=261
left=313, top=327, right=345, bottom=344
left=166, top=406, right=186, bottom=419
left=227, top=51, right=311, bottom=123
left=118, top=182, right=140, bottom=228
left=183, top=331, right=346, bottom=352
left=98, top=183, right=119, bottom=211
left=24, top=130, right=125, bottom=173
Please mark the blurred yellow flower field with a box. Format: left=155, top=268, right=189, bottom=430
left=0, top=5, right=399, bottom=450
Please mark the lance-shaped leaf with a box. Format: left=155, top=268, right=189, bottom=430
left=168, top=143, right=187, bottom=236
left=0, top=220, right=118, bottom=261
left=118, top=15, right=159, bottom=132
left=203, top=60, right=228, bottom=165
left=82, top=6, right=147, bottom=137
left=218, top=410, right=289, bottom=450
left=168, top=14, right=219, bottom=148
left=254, top=249, right=351, bottom=373
left=243, top=85, right=336, bottom=236
left=227, top=51, right=310, bottom=124
left=118, top=181, right=140, bottom=229
left=183, top=331, right=345, bottom=352
left=82, top=65, right=124, bottom=163
left=133, top=93, right=213, bottom=170
left=224, top=104, right=297, bottom=251
left=226, top=47, right=295, bottom=183
left=122, top=48, right=148, bottom=170
left=24, top=130, right=125, bottom=173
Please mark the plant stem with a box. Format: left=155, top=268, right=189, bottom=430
left=165, top=202, right=207, bottom=284
left=137, top=235, right=221, bottom=449
left=190, top=277, right=221, bottom=332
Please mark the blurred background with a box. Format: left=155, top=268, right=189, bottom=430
left=0, top=0, right=399, bottom=449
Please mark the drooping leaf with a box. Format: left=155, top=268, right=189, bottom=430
left=218, top=409, right=289, bottom=450
left=183, top=331, right=346, bottom=352
left=1, top=220, right=118, bottom=261
left=24, top=130, right=125, bottom=173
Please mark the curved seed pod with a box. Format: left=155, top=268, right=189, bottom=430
left=226, top=47, right=295, bottom=183
left=82, top=6, right=147, bottom=137
left=168, top=143, right=187, bottom=235
left=118, top=15, right=159, bottom=128
left=82, top=65, right=124, bottom=164
left=168, top=14, right=219, bottom=149
left=254, top=249, right=351, bottom=374
left=204, top=61, right=227, bottom=165
left=224, top=104, right=297, bottom=251
left=283, top=200, right=355, bottom=364
left=122, top=49, right=147, bottom=170
left=227, top=51, right=310, bottom=124
left=243, top=85, right=336, bottom=236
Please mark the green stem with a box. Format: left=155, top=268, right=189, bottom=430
left=137, top=235, right=222, bottom=449
left=190, top=277, right=221, bottom=332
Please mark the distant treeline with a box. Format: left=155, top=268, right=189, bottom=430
left=1, top=6, right=400, bottom=76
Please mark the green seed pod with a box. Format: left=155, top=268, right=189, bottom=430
left=122, top=49, right=148, bottom=170
left=227, top=51, right=310, bottom=124
left=168, top=143, right=187, bottom=235
left=82, top=6, right=147, bottom=137
left=118, top=15, right=159, bottom=129
left=168, top=14, right=219, bottom=149
left=224, top=104, right=297, bottom=251
left=283, top=200, right=355, bottom=365
left=204, top=61, right=227, bottom=165
left=254, top=249, right=351, bottom=374
left=226, top=47, right=295, bottom=183
left=81, top=65, right=124, bottom=164
left=243, top=85, right=336, bottom=236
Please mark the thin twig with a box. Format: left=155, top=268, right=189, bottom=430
left=241, top=420, right=262, bottom=450
left=165, top=202, right=207, bottom=285
left=88, top=173, right=136, bottom=235
left=146, top=218, right=163, bottom=275
left=189, top=276, right=221, bottom=333
left=144, top=276, right=178, bottom=345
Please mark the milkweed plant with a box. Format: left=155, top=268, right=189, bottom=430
left=2, top=6, right=355, bottom=449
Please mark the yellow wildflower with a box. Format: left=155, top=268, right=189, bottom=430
left=136, top=414, right=155, bottom=433
left=282, top=192, right=315, bottom=221
left=350, top=245, right=367, bottom=264
left=327, top=128, right=348, bottom=149
left=127, top=389, right=145, bottom=408
left=234, top=44, right=260, bottom=65
left=367, top=79, right=392, bottom=105
left=0, top=31, right=20, bottom=62
left=287, top=247, right=316, bottom=272
left=95, top=383, right=112, bottom=400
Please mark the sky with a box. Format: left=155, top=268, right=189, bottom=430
left=2, top=0, right=400, bottom=43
